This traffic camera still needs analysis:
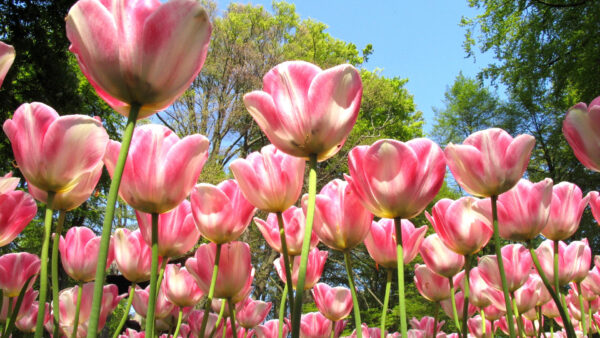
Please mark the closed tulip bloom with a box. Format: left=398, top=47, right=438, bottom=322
left=59, top=226, right=114, bottom=282
left=3, top=102, right=109, bottom=194
left=419, top=233, right=465, bottom=278
left=274, top=248, right=327, bottom=290
left=254, top=319, right=289, bottom=338
left=300, top=312, right=332, bottom=338
left=483, top=303, right=505, bottom=321
left=0, top=188, right=37, bottom=247
left=496, top=178, right=553, bottom=240
left=513, top=276, right=542, bottom=314
left=136, top=200, right=200, bottom=257
left=244, top=60, right=362, bottom=161
left=230, top=144, right=305, bottom=212
left=0, top=41, right=15, bottom=88
left=186, top=242, right=252, bottom=299
left=478, top=244, right=532, bottom=292
left=0, top=172, right=19, bottom=195
left=347, top=138, right=446, bottom=219
left=426, top=197, right=493, bottom=256
left=132, top=284, right=174, bottom=319
left=0, top=252, right=40, bottom=297
left=364, top=218, right=427, bottom=268
left=16, top=301, right=48, bottom=333
left=497, top=317, right=538, bottom=337
left=440, top=291, right=476, bottom=320
left=455, top=267, right=501, bottom=308
left=579, top=266, right=600, bottom=300
left=444, top=128, right=535, bottom=197
left=414, top=264, right=451, bottom=302
left=536, top=239, right=591, bottom=285
left=190, top=180, right=256, bottom=244
left=311, top=283, right=353, bottom=322
left=563, top=97, right=600, bottom=171
left=311, top=179, right=373, bottom=251
left=231, top=268, right=255, bottom=304
left=409, top=317, right=445, bottom=338
left=588, top=191, right=600, bottom=224
left=236, top=298, right=272, bottom=329
left=119, top=329, right=145, bottom=338
left=105, top=124, right=209, bottom=214
left=254, top=206, right=319, bottom=256
left=188, top=310, right=221, bottom=338
left=0, top=288, right=37, bottom=322
left=113, top=228, right=160, bottom=283
left=163, top=264, right=203, bottom=308
left=541, top=181, right=589, bottom=240
left=66, top=0, right=212, bottom=119
left=468, top=315, right=492, bottom=338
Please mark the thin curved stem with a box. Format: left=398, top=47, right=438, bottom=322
left=87, top=104, right=140, bottom=338
left=432, top=303, right=440, bottom=338
left=71, top=282, right=84, bottom=338
left=112, top=284, right=136, bottom=338
left=276, top=211, right=295, bottom=316
left=380, top=269, right=392, bottom=338
left=51, top=210, right=66, bottom=338
left=343, top=251, right=362, bottom=338
left=4, top=275, right=33, bottom=337
left=279, top=283, right=287, bottom=338
left=461, top=255, right=471, bottom=338
left=155, top=258, right=168, bottom=298
left=173, top=307, right=183, bottom=338
left=144, top=213, right=160, bottom=336
left=393, top=217, right=407, bottom=338
left=291, top=154, right=317, bottom=338
left=208, top=300, right=226, bottom=338
left=576, top=282, right=586, bottom=336
left=34, top=192, right=55, bottom=338
left=199, top=243, right=222, bottom=337
left=512, top=293, right=525, bottom=338
left=448, top=277, right=461, bottom=333
left=228, top=298, right=238, bottom=338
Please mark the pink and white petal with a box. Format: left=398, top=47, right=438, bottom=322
left=0, top=42, right=15, bottom=88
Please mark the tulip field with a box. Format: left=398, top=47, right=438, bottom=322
left=1, top=1, right=600, bottom=338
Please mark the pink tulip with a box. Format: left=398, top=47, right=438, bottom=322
left=190, top=180, right=256, bottom=244
left=132, top=284, right=174, bottom=319
left=589, top=191, right=600, bottom=225
left=0, top=288, right=37, bottom=322
left=254, top=206, right=319, bottom=256
left=3, top=102, right=109, bottom=194
left=186, top=241, right=252, bottom=299
left=566, top=289, right=590, bottom=322
left=440, top=291, right=477, bottom=321
left=497, top=317, right=538, bottom=337
left=455, top=267, right=502, bottom=308
left=542, top=299, right=561, bottom=319
left=236, top=297, right=272, bottom=329
left=536, top=239, right=591, bottom=286
left=16, top=301, right=48, bottom=333
left=482, top=303, right=505, bottom=321
left=312, top=283, right=353, bottom=321
left=274, top=248, right=327, bottom=290
left=119, top=329, right=146, bottom=338
left=513, top=275, right=543, bottom=314
left=244, top=60, right=362, bottom=161
left=105, top=124, right=209, bottom=214
left=230, top=144, right=305, bottom=212
left=0, top=252, right=40, bottom=297
left=414, top=264, right=451, bottom=302
left=231, top=268, right=255, bottom=304
left=188, top=310, right=222, bottom=338
left=347, top=138, right=446, bottom=219
left=496, top=178, right=553, bottom=240
left=468, top=315, right=492, bottom=338
left=113, top=228, right=160, bottom=283
left=541, top=181, right=589, bottom=240
left=419, top=233, right=465, bottom=278
left=478, top=244, right=532, bottom=292
left=0, top=41, right=15, bottom=88
left=0, top=186, right=37, bottom=247
left=253, top=319, right=289, bottom=338
left=66, top=0, right=212, bottom=119
left=579, top=266, right=600, bottom=300
left=409, top=317, right=445, bottom=337
left=563, top=97, right=600, bottom=171
left=0, top=172, right=19, bottom=195
left=59, top=226, right=114, bottom=282
left=364, top=218, right=427, bottom=269
left=310, top=179, right=373, bottom=251
left=426, top=197, right=493, bottom=256
left=136, top=200, right=200, bottom=257
left=163, top=264, right=203, bottom=307
left=444, top=128, right=535, bottom=197
left=300, top=312, right=332, bottom=338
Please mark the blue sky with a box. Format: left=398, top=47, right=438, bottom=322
left=220, top=0, right=496, bottom=134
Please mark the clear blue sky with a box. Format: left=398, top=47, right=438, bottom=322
left=220, top=0, right=495, bottom=135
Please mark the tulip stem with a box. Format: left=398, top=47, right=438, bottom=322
left=393, top=217, right=407, bottom=338
left=71, top=281, right=84, bottom=338
left=155, top=258, right=168, bottom=299
left=5, top=297, right=13, bottom=333
left=343, top=250, right=362, bottom=338
left=512, top=293, right=525, bottom=338
left=461, top=255, right=471, bottom=338
left=589, top=307, right=593, bottom=334
left=112, top=284, right=136, bottom=338
left=4, top=275, right=34, bottom=338
left=536, top=306, right=542, bottom=338
left=291, top=154, right=318, bottom=338
left=34, top=191, right=55, bottom=338
left=87, top=103, right=140, bottom=338
left=228, top=299, right=238, bottom=338
left=481, top=309, right=486, bottom=337
left=491, top=195, right=516, bottom=338
left=173, top=307, right=183, bottom=338
left=199, top=243, right=222, bottom=337
left=209, top=300, right=226, bottom=338
left=380, top=269, right=392, bottom=338
left=576, top=282, right=586, bottom=336
left=145, top=213, right=160, bottom=337
left=448, top=277, right=461, bottom=333
left=433, top=303, right=440, bottom=338
left=527, top=243, right=576, bottom=337
left=276, top=211, right=295, bottom=316
left=52, top=210, right=66, bottom=338
left=279, top=283, right=287, bottom=338
left=330, top=320, right=336, bottom=338
left=553, top=240, right=560, bottom=297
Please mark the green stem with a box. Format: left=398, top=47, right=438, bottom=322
left=279, top=284, right=287, bottom=338
left=87, top=104, right=140, bottom=338
left=276, top=211, right=295, bottom=316
left=576, top=282, right=586, bottom=336
left=330, top=321, right=336, bottom=338
left=199, top=243, right=222, bottom=337
left=589, top=306, right=593, bottom=335
left=432, top=303, right=440, bottom=338
left=155, top=258, right=168, bottom=298
left=5, top=297, right=13, bottom=333
left=343, top=251, right=362, bottom=338
left=491, top=195, right=515, bottom=338
left=208, top=300, right=226, bottom=338
left=52, top=210, right=66, bottom=338
left=553, top=240, right=560, bottom=298
left=380, top=269, right=392, bottom=338
left=144, top=213, right=160, bottom=336
left=448, top=277, right=461, bottom=333
left=393, top=217, right=407, bottom=338
left=173, top=307, right=183, bottom=338
left=71, top=281, right=84, bottom=338
left=34, top=192, right=55, bottom=338
left=461, top=255, right=471, bottom=338
left=291, top=154, right=317, bottom=338
left=228, top=299, right=238, bottom=338
left=112, top=284, right=136, bottom=338
left=512, top=293, right=525, bottom=338
left=222, top=316, right=228, bottom=338
left=481, top=309, right=486, bottom=337
left=4, top=276, right=33, bottom=337
left=536, top=306, right=542, bottom=338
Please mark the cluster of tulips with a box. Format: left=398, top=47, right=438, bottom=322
left=2, top=0, right=600, bottom=338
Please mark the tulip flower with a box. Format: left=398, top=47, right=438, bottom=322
left=364, top=218, right=427, bottom=268
left=253, top=319, right=289, bottom=338
left=496, top=178, right=553, bottom=240
left=132, top=284, right=174, bottom=319
left=136, top=200, right=200, bottom=258
left=497, top=317, right=538, bottom=337
left=16, top=302, right=48, bottom=333
left=300, top=312, right=332, bottom=338
left=414, top=264, right=451, bottom=302
left=409, top=317, right=445, bottom=337
left=188, top=310, right=222, bottom=338
left=0, top=252, right=40, bottom=297
left=426, top=197, right=493, bottom=256
left=230, top=144, right=305, bottom=212
left=478, top=244, right=532, bottom=292
left=347, top=138, right=446, bottom=219
left=562, top=97, right=600, bottom=171
left=254, top=206, right=319, bottom=256
left=186, top=242, right=253, bottom=299
left=536, top=239, right=591, bottom=286
left=236, top=298, right=272, bottom=329
left=190, top=180, right=256, bottom=244
left=244, top=60, right=362, bottom=161
left=541, top=182, right=589, bottom=240
left=419, top=234, right=465, bottom=278
left=163, top=264, right=203, bottom=308
left=231, top=268, right=255, bottom=305
left=66, top=0, right=212, bottom=119
left=513, top=277, right=542, bottom=314
left=579, top=266, right=600, bottom=300
left=0, top=288, right=37, bottom=322
left=0, top=187, right=37, bottom=247
left=482, top=303, right=505, bottom=321
left=59, top=227, right=114, bottom=282
left=455, top=267, right=502, bottom=308
left=274, top=248, right=327, bottom=290
left=311, top=283, right=353, bottom=322
left=467, top=315, right=492, bottom=338
left=106, top=124, right=209, bottom=214
left=0, top=41, right=15, bottom=88
left=440, top=291, right=477, bottom=321
left=589, top=191, right=600, bottom=225
left=0, top=172, right=19, bottom=195
left=444, top=128, right=535, bottom=197
left=113, top=228, right=160, bottom=283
